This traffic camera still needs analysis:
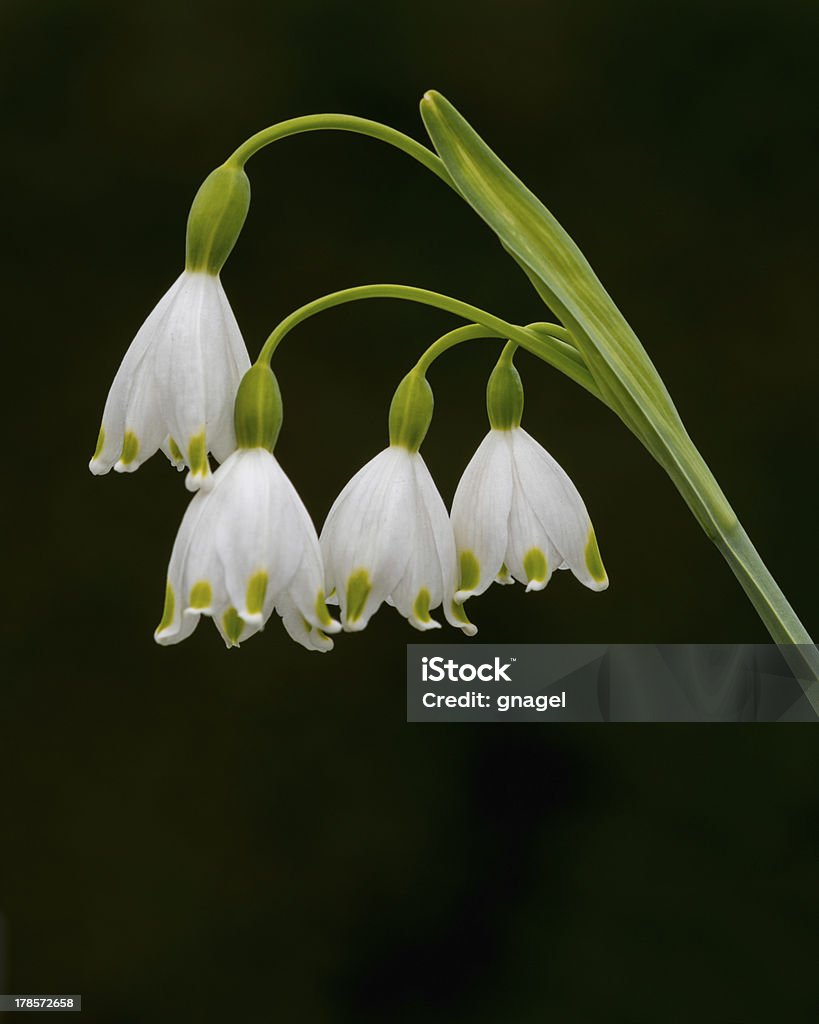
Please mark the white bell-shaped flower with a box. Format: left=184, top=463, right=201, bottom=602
left=320, top=369, right=475, bottom=635
left=451, top=426, right=608, bottom=600
left=155, top=365, right=340, bottom=650
left=321, top=446, right=474, bottom=634
left=451, top=346, right=608, bottom=605
left=154, top=448, right=339, bottom=649
left=89, top=270, right=250, bottom=491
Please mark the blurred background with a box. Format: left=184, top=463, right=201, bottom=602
left=1, top=0, right=818, bottom=1019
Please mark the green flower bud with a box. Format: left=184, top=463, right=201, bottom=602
left=389, top=369, right=434, bottom=451
left=234, top=363, right=283, bottom=452
left=185, top=162, right=251, bottom=275
left=486, top=346, right=524, bottom=429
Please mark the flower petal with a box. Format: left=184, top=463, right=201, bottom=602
left=213, top=604, right=263, bottom=649
left=274, top=469, right=341, bottom=637
left=389, top=457, right=445, bottom=629
left=207, top=278, right=251, bottom=464
left=510, top=428, right=608, bottom=591
left=90, top=274, right=188, bottom=475
left=320, top=447, right=416, bottom=631
left=451, top=430, right=513, bottom=602
left=276, top=594, right=335, bottom=652
left=505, top=438, right=560, bottom=591
left=153, top=580, right=201, bottom=646
left=90, top=271, right=250, bottom=483
left=160, top=436, right=187, bottom=473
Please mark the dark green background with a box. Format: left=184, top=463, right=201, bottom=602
left=2, top=0, right=817, bottom=1019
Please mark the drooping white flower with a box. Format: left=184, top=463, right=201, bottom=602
left=321, top=445, right=475, bottom=635
left=451, top=426, right=608, bottom=602
left=154, top=447, right=340, bottom=650
left=89, top=271, right=251, bottom=491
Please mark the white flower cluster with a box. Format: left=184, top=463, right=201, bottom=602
left=91, top=273, right=607, bottom=651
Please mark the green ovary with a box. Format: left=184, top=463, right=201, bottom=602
left=246, top=572, right=268, bottom=615
left=157, top=583, right=175, bottom=632
left=345, top=569, right=372, bottom=622
left=188, top=431, right=208, bottom=475
left=585, top=529, right=607, bottom=584
left=120, top=431, right=140, bottom=465
left=523, top=548, right=548, bottom=584
left=189, top=581, right=212, bottom=609
left=223, top=607, right=245, bottom=644
left=459, top=550, right=480, bottom=591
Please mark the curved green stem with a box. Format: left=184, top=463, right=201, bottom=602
left=257, top=283, right=600, bottom=398
left=228, top=114, right=453, bottom=186
left=498, top=339, right=519, bottom=362
left=414, top=324, right=556, bottom=379
left=414, top=324, right=503, bottom=371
